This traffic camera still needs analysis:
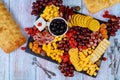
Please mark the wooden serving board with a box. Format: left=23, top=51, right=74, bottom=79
left=25, top=13, right=108, bottom=77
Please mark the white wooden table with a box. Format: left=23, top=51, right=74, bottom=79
left=0, top=0, right=120, bottom=80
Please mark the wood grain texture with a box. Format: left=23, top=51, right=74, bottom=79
left=9, top=0, right=36, bottom=80
left=0, top=1, right=10, bottom=80
left=0, top=0, right=120, bottom=80
left=0, top=49, right=9, bottom=80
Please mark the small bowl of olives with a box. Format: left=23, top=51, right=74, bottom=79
left=48, top=17, right=68, bottom=36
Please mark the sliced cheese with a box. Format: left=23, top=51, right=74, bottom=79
left=90, top=39, right=110, bottom=63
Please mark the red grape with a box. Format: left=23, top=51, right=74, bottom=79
left=103, top=11, right=120, bottom=36
left=106, top=17, right=120, bottom=36
left=58, top=62, right=75, bottom=77
left=31, top=0, right=63, bottom=16
left=66, top=26, right=102, bottom=50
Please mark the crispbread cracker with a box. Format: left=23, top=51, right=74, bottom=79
left=0, top=2, right=26, bottom=53
left=90, top=39, right=110, bottom=63
left=84, top=0, right=120, bottom=13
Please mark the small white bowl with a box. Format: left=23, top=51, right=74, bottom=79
left=48, top=17, right=68, bottom=36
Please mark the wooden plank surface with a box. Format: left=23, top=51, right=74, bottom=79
left=0, top=1, right=10, bottom=80
left=0, top=0, right=120, bottom=80
left=8, top=0, right=36, bottom=80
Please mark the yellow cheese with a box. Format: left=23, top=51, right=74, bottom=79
left=90, top=39, right=110, bottom=63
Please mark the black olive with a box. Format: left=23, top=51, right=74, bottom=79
left=60, top=30, right=64, bottom=34
left=53, top=23, right=57, bottom=27
left=50, top=23, right=54, bottom=26
left=60, top=26, right=65, bottom=29
left=56, top=20, right=61, bottom=24
left=55, top=30, right=59, bottom=35
left=51, top=27, right=56, bottom=31
left=56, top=25, right=60, bottom=29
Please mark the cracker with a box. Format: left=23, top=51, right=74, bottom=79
left=73, top=14, right=80, bottom=26
left=0, top=2, right=26, bottom=53
left=84, top=0, right=120, bottom=13
left=88, top=19, right=100, bottom=32
left=84, top=16, right=93, bottom=26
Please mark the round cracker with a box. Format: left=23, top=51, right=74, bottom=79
left=73, top=14, right=80, bottom=26
left=76, top=14, right=82, bottom=26
left=78, top=15, right=83, bottom=26
left=69, top=48, right=78, bottom=53
left=84, top=16, right=93, bottom=27
left=67, top=21, right=73, bottom=28
left=78, top=15, right=84, bottom=27
left=88, top=19, right=100, bottom=32
left=70, top=59, right=79, bottom=64
left=86, top=18, right=93, bottom=27
left=70, top=20, right=75, bottom=26
left=81, top=16, right=87, bottom=27
left=70, top=14, right=76, bottom=26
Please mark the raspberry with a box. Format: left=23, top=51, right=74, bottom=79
left=21, top=47, right=26, bottom=50
left=105, top=10, right=109, bottom=14
left=24, top=28, right=30, bottom=31
left=103, top=10, right=110, bottom=18
left=102, top=57, right=107, bottom=61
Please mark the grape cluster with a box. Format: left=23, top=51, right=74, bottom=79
left=103, top=10, right=120, bottom=36
left=66, top=27, right=102, bottom=51
left=31, top=0, right=63, bottom=16
left=57, top=40, right=70, bottom=52
left=58, top=53, right=74, bottom=77
left=58, top=62, right=74, bottom=77
left=106, top=15, right=120, bottom=36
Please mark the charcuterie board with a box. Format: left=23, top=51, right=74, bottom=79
left=24, top=0, right=120, bottom=78
left=25, top=11, right=110, bottom=77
